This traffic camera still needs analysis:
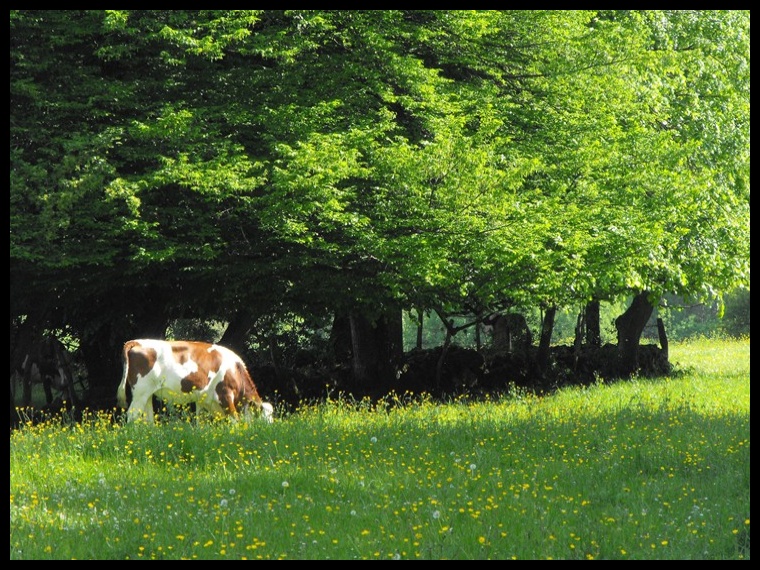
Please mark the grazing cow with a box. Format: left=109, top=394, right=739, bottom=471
left=117, top=339, right=273, bottom=423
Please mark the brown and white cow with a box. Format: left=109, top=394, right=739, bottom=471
left=117, top=339, right=273, bottom=423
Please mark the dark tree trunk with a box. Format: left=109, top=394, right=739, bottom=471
left=22, top=359, right=34, bottom=407
left=436, top=326, right=453, bottom=388
left=11, top=310, right=44, bottom=407
left=135, top=310, right=169, bottom=340
left=492, top=314, right=511, bottom=353
left=349, top=310, right=403, bottom=389
left=615, top=292, right=655, bottom=375
left=349, top=313, right=380, bottom=387
left=491, top=313, right=532, bottom=355
left=536, top=306, right=556, bottom=375
left=416, top=310, right=424, bottom=350
left=79, top=331, right=123, bottom=409
left=573, top=311, right=584, bottom=370
left=584, top=300, right=601, bottom=347
left=42, top=377, right=55, bottom=405
left=657, top=317, right=669, bottom=362
left=383, top=309, right=404, bottom=366
left=329, top=313, right=352, bottom=364
left=219, top=310, right=255, bottom=356
left=81, top=309, right=168, bottom=409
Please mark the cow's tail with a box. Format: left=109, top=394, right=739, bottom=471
left=117, top=341, right=137, bottom=408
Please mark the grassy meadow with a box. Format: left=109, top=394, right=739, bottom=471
left=10, top=337, right=750, bottom=560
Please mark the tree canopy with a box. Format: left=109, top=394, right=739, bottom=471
left=10, top=10, right=750, bottom=397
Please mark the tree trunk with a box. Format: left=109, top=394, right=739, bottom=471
left=615, top=292, right=655, bottom=375
left=416, top=309, right=424, bottom=350
left=491, top=313, right=532, bottom=355
left=11, top=310, right=44, bottom=407
left=383, top=309, right=405, bottom=366
left=436, top=326, right=453, bottom=389
left=492, top=314, right=511, bottom=353
left=81, top=308, right=167, bottom=409
left=349, top=310, right=403, bottom=390
left=584, top=300, right=601, bottom=347
left=329, top=313, right=352, bottom=364
left=79, top=330, right=123, bottom=409
left=657, top=317, right=669, bottom=362
left=21, top=358, right=34, bottom=407
left=219, top=310, right=255, bottom=356
left=536, top=306, right=556, bottom=376
left=573, top=311, right=584, bottom=370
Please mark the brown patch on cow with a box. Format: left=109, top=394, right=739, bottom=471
left=171, top=342, right=192, bottom=365
left=125, top=342, right=157, bottom=388
left=178, top=343, right=224, bottom=394
left=203, top=346, right=224, bottom=373
left=179, top=371, right=209, bottom=393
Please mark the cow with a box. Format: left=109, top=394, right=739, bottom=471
left=117, top=339, right=273, bottom=424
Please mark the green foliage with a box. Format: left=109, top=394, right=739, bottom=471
left=10, top=11, right=750, bottom=358
left=10, top=338, right=750, bottom=559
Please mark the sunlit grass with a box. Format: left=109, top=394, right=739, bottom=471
left=10, top=338, right=749, bottom=559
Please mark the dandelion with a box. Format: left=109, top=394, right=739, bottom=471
left=282, top=481, right=290, bottom=489
left=229, top=489, right=236, bottom=496
left=432, top=510, right=441, bottom=520
left=220, top=499, right=228, bottom=508
left=370, top=437, right=377, bottom=444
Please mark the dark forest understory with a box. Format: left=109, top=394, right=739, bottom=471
left=251, top=343, right=672, bottom=413
left=11, top=343, right=671, bottom=428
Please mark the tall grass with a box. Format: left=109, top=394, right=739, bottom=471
left=10, top=337, right=749, bottom=560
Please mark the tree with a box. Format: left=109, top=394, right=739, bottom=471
left=11, top=11, right=750, bottom=403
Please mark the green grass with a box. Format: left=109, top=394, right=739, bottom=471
left=10, top=337, right=750, bottom=560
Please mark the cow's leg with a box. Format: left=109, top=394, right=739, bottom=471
left=144, top=398, right=155, bottom=423
left=126, top=384, right=156, bottom=423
